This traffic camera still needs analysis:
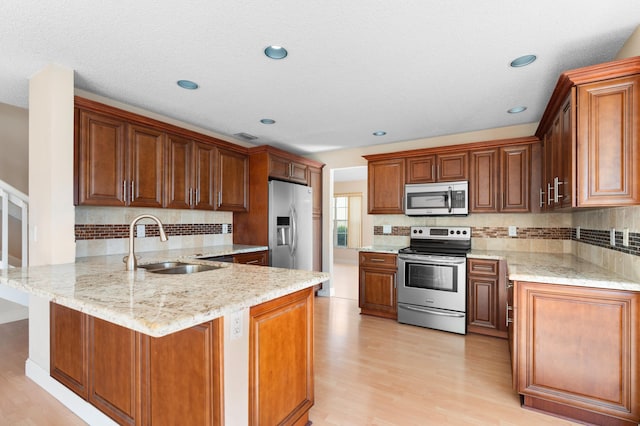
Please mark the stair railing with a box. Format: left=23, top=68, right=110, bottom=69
left=0, top=179, right=28, bottom=269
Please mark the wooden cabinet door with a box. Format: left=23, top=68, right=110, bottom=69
left=559, top=97, right=573, bottom=208
left=437, top=151, right=468, bottom=181
left=269, top=155, right=308, bottom=184
left=467, top=259, right=507, bottom=338
left=233, top=250, right=268, bottom=266
left=577, top=75, right=640, bottom=206
left=216, top=148, right=248, bottom=211
left=359, top=268, right=397, bottom=318
left=141, top=319, right=223, bottom=426
left=368, top=159, right=405, bottom=214
left=165, top=133, right=192, bottom=209
left=50, top=303, right=88, bottom=399
left=250, top=288, right=314, bottom=426
left=500, top=144, right=530, bottom=212
left=516, top=282, right=639, bottom=424
left=88, top=317, right=137, bottom=426
left=309, top=166, right=322, bottom=217
left=128, top=124, right=165, bottom=208
left=469, top=148, right=498, bottom=212
left=406, top=155, right=436, bottom=183
left=76, top=109, right=127, bottom=206
left=192, top=141, right=217, bottom=210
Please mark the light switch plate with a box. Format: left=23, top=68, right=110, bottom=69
left=222, top=224, right=229, bottom=234
left=382, top=225, right=392, bottom=234
left=576, top=226, right=580, bottom=240
left=508, top=226, right=517, bottom=237
left=230, top=310, right=242, bottom=340
left=136, top=224, right=145, bottom=238
left=623, top=228, right=630, bottom=246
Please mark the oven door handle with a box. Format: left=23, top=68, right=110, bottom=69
left=399, top=304, right=465, bottom=318
left=447, top=186, right=453, bottom=213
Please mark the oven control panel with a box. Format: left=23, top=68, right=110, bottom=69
left=409, top=226, right=471, bottom=240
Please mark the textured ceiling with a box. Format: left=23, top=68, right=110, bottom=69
left=1, top=1, right=639, bottom=155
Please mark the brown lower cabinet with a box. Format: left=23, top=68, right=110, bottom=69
left=358, top=251, right=397, bottom=319
left=233, top=250, right=268, bottom=266
left=466, top=258, right=507, bottom=338
left=51, top=289, right=314, bottom=426
left=513, top=282, right=639, bottom=426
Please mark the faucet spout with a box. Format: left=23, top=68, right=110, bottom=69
left=125, top=214, right=168, bottom=271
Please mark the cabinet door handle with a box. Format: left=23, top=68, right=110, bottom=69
left=123, top=181, right=127, bottom=203
left=506, top=303, right=513, bottom=328
left=217, top=191, right=222, bottom=207
left=195, top=188, right=199, bottom=204
left=472, top=264, right=494, bottom=272
left=189, top=188, right=193, bottom=206
left=130, top=181, right=135, bottom=203
left=554, top=177, right=564, bottom=203
left=539, top=188, right=545, bottom=208
left=246, top=259, right=260, bottom=264
left=369, top=258, right=386, bottom=262
left=547, top=182, right=554, bottom=205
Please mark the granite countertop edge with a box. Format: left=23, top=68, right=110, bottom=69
left=0, top=244, right=330, bottom=337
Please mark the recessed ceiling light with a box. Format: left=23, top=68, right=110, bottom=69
left=260, top=118, right=276, bottom=124
left=510, top=55, right=537, bottom=67
left=264, top=46, right=288, bottom=59
left=507, top=106, right=527, bottom=114
left=177, top=80, right=199, bottom=90
left=373, top=131, right=387, bottom=136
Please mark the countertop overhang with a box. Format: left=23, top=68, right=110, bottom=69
left=0, top=245, right=329, bottom=337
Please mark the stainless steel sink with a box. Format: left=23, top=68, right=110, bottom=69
left=139, top=262, right=222, bottom=274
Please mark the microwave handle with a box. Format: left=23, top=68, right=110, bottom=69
left=447, top=186, right=453, bottom=213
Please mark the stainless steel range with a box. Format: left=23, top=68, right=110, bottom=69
left=397, top=226, right=471, bottom=334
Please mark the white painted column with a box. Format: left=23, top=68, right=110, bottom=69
left=28, top=63, right=76, bottom=371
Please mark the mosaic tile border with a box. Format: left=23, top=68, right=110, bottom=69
left=75, top=223, right=232, bottom=240
left=372, top=226, right=640, bottom=257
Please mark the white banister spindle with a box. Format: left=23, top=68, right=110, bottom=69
left=20, top=199, right=28, bottom=267
left=1, top=188, right=8, bottom=270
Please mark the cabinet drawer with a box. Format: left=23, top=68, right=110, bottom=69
left=233, top=250, right=268, bottom=266
left=359, top=252, right=397, bottom=269
left=468, top=259, right=499, bottom=276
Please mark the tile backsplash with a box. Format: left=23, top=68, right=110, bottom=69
left=75, top=206, right=233, bottom=257
left=373, top=206, right=640, bottom=282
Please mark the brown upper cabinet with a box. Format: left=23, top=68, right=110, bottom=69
left=536, top=57, right=640, bottom=208
left=269, top=154, right=308, bottom=185
left=406, top=151, right=468, bottom=183
left=76, top=109, right=165, bottom=207
left=367, top=158, right=405, bottom=214
left=74, top=97, right=248, bottom=212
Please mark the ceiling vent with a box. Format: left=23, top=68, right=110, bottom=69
left=234, top=132, right=259, bottom=141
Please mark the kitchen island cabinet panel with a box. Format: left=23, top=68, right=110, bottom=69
left=88, top=317, right=138, bottom=426
left=250, top=287, right=314, bottom=426
left=515, top=281, right=639, bottom=425
left=50, top=303, right=88, bottom=399
left=141, top=319, right=223, bottom=426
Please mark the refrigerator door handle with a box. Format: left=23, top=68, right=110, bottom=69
left=289, top=204, right=297, bottom=258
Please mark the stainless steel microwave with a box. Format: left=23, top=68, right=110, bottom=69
left=404, top=181, right=469, bottom=216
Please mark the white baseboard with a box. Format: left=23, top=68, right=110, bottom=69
left=25, top=359, right=117, bottom=426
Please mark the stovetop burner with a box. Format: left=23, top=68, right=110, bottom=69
left=400, top=226, right=471, bottom=256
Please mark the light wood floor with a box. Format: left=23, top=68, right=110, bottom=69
left=0, top=297, right=578, bottom=425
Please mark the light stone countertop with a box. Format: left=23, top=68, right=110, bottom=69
left=357, top=245, right=405, bottom=254
left=468, top=250, right=640, bottom=292
left=0, top=245, right=329, bottom=337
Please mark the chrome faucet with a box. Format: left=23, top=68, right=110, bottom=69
left=125, top=214, right=168, bottom=271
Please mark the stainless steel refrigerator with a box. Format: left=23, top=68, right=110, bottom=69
left=268, top=180, right=313, bottom=270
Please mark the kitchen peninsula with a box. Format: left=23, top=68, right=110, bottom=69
left=1, top=245, right=329, bottom=426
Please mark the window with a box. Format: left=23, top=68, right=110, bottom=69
left=333, top=193, right=362, bottom=248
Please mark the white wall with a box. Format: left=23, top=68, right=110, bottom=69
left=616, top=25, right=640, bottom=59
left=0, top=103, right=28, bottom=193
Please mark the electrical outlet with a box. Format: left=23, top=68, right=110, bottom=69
left=610, top=228, right=616, bottom=246
left=623, top=228, right=630, bottom=247
left=576, top=226, right=580, bottom=240
left=382, top=225, right=392, bottom=234
left=222, top=224, right=229, bottom=234
left=136, top=224, right=145, bottom=238
left=508, top=226, right=517, bottom=237
left=230, top=310, right=242, bottom=340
